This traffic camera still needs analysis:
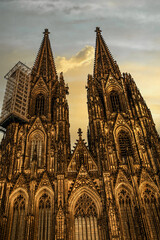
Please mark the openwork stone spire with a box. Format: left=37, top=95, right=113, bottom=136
left=32, top=28, right=57, bottom=79
left=94, top=27, right=121, bottom=79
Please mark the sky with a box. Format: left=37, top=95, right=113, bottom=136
left=0, top=0, right=160, bottom=147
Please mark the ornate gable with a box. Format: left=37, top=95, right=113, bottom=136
left=70, top=165, right=97, bottom=195
left=113, top=113, right=131, bottom=134
left=28, top=117, right=46, bottom=136
left=31, top=76, right=49, bottom=95
left=115, top=170, right=131, bottom=189
left=68, top=138, right=98, bottom=173
left=37, top=172, right=53, bottom=192
left=139, top=169, right=154, bottom=185
left=105, top=72, right=122, bottom=90
left=13, top=174, right=28, bottom=191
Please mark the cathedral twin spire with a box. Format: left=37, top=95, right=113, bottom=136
left=32, top=27, right=121, bottom=81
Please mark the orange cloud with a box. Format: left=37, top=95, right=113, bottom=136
left=55, top=46, right=94, bottom=73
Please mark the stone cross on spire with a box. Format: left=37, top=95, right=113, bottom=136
left=43, top=29, right=50, bottom=35
left=95, top=27, right=102, bottom=34
left=77, top=128, right=83, bottom=138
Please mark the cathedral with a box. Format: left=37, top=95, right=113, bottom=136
left=0, top=27, right=160, bottom=240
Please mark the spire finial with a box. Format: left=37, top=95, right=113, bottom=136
left=95, top=27, right=102, bottom=34
left=43, top=29, right=50, bottom=35
left=77, top=128, right=82, bottom=138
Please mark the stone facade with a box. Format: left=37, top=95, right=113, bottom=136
left=0, top=28, right=160, bottom=240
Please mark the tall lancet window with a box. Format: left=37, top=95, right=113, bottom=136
left=118, top=189, right=136, bottom=239
left=38, top=194, right=51, bottom=240
left=35, top=94, right=45, bottom=116
left=110, top=91, right=122, bottom=113
left=56, top=207, right=65, bottom=239
left=10, top=195, right=26, bottom=240
left=118, top=130, right=133, bottom=163
left=74, top=194, right=99, bottom=240
left=30, top=133, right=44, bottom=167
left=142, top=188, right=160, bottom=239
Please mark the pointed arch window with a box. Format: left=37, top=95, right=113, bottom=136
left=110, top=91, right=122, bottom=113
left=142, top=188, right=160, bottom=239
left=10, top=195, right=26, bottom=240
left=35, top=94, right=45, bottom=116
left=118, top=130, right=133, bottom=163
left=38, top=194, right=51, bottom=240
left=74, top=194, right=99, bottom=240
left=30, top=133, right=44, bottom=168
left=118, top=189, right=136, bottom=239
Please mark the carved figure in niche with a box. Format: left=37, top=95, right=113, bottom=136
left=31, top=146, right=37, bottom=178
left=50, top=148, right=55, bottom=170
left=51, top=136, right=55, bottom=149
left=16, top=150, right=22, bottom=172
left=17, top=126, right=24, bottom=147
left=51, top=126, right=55, bottom=136
left=106, top=130, right=114, bottom=147
left=138, top=131, right=145, bottom=146
left=135, top=124, right=149, bottom=165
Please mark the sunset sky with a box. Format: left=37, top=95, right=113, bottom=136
left=0, top=0, right=160, bottom=147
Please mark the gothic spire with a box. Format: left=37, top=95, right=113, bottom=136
left=31, top=29, right=57, bottom=79
left=94, top=27, right=121, bottom=79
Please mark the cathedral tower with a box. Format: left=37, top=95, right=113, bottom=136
left=0, top=28, right=160, bottom=240
left=0, top=29, right=71, bottom=240
left=87, top=27, right=160, bottom=239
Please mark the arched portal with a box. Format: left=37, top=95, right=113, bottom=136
left=74, top=193, right=99, bottom=240
left=69, top=187, right=103, bottom=240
